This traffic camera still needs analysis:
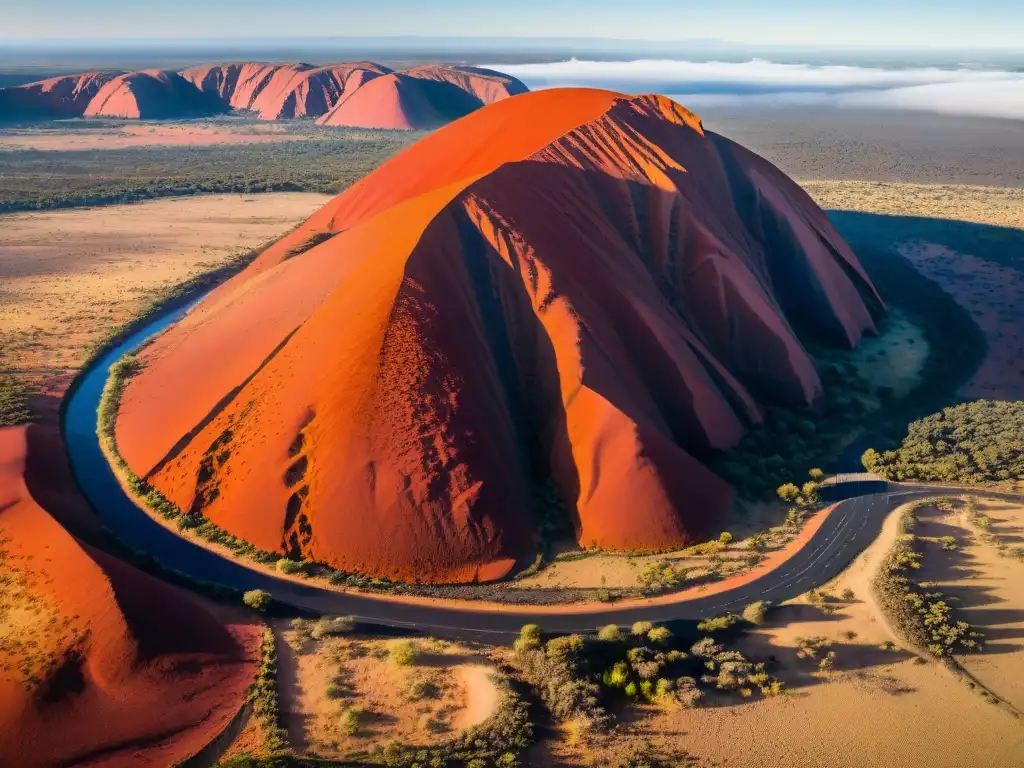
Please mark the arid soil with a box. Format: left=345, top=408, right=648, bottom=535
left=706, top=108, right=1024, bottom=188
left=0, top=193, right=330, bottom=767
left=897, top=242, right=1024, bottom=400
left=530, top=499, right=1024, bottom=767
left=804, top=179, right=1024, bottom=402
left=916, top=499, right=1024, bottom=711
left=0, top=192, right=329, bottom=401
left=804, top=181, right=1024, bottom=231
left=0, top=122, right=312, bottom=151
left=275, top=628, right=500, bottom=759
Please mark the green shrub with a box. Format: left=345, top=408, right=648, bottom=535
left=250, top=628, right=288, bottom=753
left=631, top=621, right=654, bottom=636
left=340, top=706, right=361, bottom=736
left=310, top=615, right=355, bottom=639
left=776, top=483, right=800, bottom=503
left=741, top=601, right=768, bottom=626
left=939, top=536, right=959, bottom=552
left=0, top=375, right=31, bottom=426
left=597, top=624, right=624, bottom=642
left=647, top=626, right=672, bottom=644
left=697, top=614, right=742, bottom=634
left=387, top=640, right=420, bottom=666
left=275, top=558, right=304, bottom=575
left=242, top=589, right=271, bottom=612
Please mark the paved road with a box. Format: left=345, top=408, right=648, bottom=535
left=60, top=301, right=1022, bottom=643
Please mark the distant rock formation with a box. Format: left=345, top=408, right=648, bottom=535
left=83, top=70, right=226, bottom=119
left=0, top=71, right=121, bottom=119
left=1, top=61, right=528, bottom=128
left=115, top=88, right=882, bottom=583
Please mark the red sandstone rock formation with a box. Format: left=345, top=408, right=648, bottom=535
left=0, top=425, right=259, bottom=766
left=1, top=62, right=527, bottom=126
left=115, top=88, right=881, bottom=583
left=0, top=71, right=121, bottom=119
left=83, top=70, right=225, bottom=119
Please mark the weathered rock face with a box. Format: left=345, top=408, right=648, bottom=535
left=83, top=70, right=226, bottom=119
left=0, top=425, right=257, bottom=766
left=115, top=88, right=881, bottom=583
left=316, top=64, right=528, bottom=128
left=0, top=71, right=122, bottom=119
left=1, top=61, right=528, bottom=127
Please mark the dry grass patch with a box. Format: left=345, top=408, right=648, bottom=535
left=0, top=193, right=328, bottom=406
left=276, top=626, right=503, bottom=761
left=803, top=181, right=1024, bottom=231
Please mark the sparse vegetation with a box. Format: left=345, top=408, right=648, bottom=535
left=250, top=628, right=288, bottom=754
left=872, top=503, right=984, bottom=658
left=637, top=560, right=690, bottom=593
left=387, top=640, right=421, bottom=667
left=939, top=536, right=959, bottom=552
left=0, top=376, right=31, bottom=426
left=0, top=129, right=421, bottom=213
left=512, top=619, right=781, bottom=738
left=242, top=589, right=271, bottom=612
left=697, top=614, right=743, bottom=634
left=742, top=601, right=769, bottom=625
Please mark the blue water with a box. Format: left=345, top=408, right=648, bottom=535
left=62, top=300, right=273, bottom=590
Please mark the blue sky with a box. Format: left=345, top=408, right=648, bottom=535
left=4, top=0, right=1022, bottom=48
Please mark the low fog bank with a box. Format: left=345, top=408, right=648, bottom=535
left=494, top=59, right=1024, bottom=121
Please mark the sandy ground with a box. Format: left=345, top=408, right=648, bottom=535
left=916, top=499, right=1024, bottom=711
left=896, top=242, right=1024, bottom=400
left=530, top=498, right=1024, bottom=767
left=0, top=192, right=330, bottom=401
left=0, top=122, right=315, bottom=151
left=804, top=181, right=1024, bottom=231
left=274, top=627, right=500, bottom=760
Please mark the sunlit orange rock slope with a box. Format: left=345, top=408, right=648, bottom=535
left=1, top=62, right=526, bottom=127
left=0, top=425, right=259, bottom=767
left=115, top=88, right=881, bottom=583
left=83, top=70, right=225, bottom=119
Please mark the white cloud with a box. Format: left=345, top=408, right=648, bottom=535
left=492, top=59, right=1024, bottom=120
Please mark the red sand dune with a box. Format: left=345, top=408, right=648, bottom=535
left=83, top=69, right=225, bottom=119
left=0, top=425, right=259, bottom=767
left=115, top=88, right=881, bottom=583
left=0, top=71, right=122, bottom=119
left=2, top=62, right=527, bottom=127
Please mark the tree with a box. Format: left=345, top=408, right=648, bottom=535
left=742, top=601, right=768, bottom=625
left=808, top=468, right=825, bottom=481
left=243, top=589, right=271, bottom=612
left=515, top=624, right=543, bottom=653
left=777, top=483, right=800, bottom=503
left=631, top=621, right=654, bottom=636
left=647, top=626, right=672, bottom=644
left=861, top=448, right=881, bottom=472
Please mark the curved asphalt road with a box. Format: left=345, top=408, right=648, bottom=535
left=61, top=302, right=1021, bottom=643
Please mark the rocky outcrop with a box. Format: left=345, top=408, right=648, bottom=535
left=83, top=70, right=225, bottom=119
left=1, top=61, right=527, bottom=127
left=115, top=88, right=881, bottom=583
